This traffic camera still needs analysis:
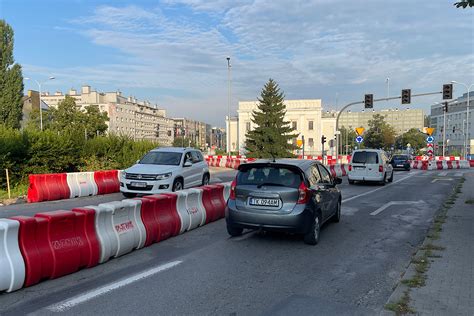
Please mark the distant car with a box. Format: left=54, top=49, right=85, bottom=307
left=120, top=147, right=210, bottom=198
left=348, top=149, right=394, bottom=185
left=390, top=154, right=411, bottom=171
left=225, top=159, right=342, bottom=245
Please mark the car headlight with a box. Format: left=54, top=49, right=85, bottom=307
left=155, top=173, right=172, bottom=180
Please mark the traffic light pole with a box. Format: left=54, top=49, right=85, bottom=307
left=335, top=91, right=443, bottom=163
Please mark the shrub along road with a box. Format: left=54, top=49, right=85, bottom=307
left=0, top=169, right=469, bottom=315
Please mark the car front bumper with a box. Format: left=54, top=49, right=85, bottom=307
left=119, top=177, right=174, bottom=194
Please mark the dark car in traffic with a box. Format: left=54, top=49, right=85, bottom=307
left=225, top=159, right=342, bottom=245
left=390, top=154, right=411, bottom=171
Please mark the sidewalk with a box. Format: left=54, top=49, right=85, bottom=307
left=409, top=171, right=474, bottom=315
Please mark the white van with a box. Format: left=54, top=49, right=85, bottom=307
left=348, top=149, right=393, bottom=185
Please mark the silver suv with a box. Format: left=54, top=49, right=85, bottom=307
left=120, top=147, right=210, bottom=198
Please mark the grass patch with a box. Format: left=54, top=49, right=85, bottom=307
left=465, top=199, right=474, bottom=205
left=0, top=183, right=28, bottom=202
left=421, top=244, right=445, bottom=251
left=385, top=290, right=415, bottom=315
left=402, top=272, right=426, bottom=288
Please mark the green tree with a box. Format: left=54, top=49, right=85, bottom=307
left=245, top=79, right=298, bottom=158
left=173, top=137, right=197, bottom=148
left=0, top=20, right=24, bottom=128
left=364, top=114, right=396, bottom=150
left=454, top=0, right=473, bottom=8
left=81, top=104, right=109, bottom=138
left=395, top=128, right=426, bottom=155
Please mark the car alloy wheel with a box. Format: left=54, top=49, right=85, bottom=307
left=202, top=174, right=210, bottom=185
left=173, top=180, right=183, bottom=191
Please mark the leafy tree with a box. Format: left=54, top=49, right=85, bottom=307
left=364, top=114, right=396, bottom=150
left=454, top=0, right=473, bottom=8
left=0, top=20, right=24, bottom=128
left=173, top=137, right=197, bottom=148
left=395, top=128, right=426, bottom=155
left=340, top=126, right=358, bottom=155
left=245, top=79, right=298, bottom=158
left=81, top=104, right=109, bottom=138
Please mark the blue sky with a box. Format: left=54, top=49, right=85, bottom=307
left=1, top=0, right=473, bottom=126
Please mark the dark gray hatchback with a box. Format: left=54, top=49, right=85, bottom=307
left=225, top=159, right=342, bottom=245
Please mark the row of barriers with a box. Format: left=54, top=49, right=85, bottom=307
left=411, top=160, right=471, bottom=170
left=27, top=170, right=121, bottom=203
left=0, top=183, right=231, bottom=292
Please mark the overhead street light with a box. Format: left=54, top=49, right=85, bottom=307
left=451, top=80, right=473, bottom=159
left=25, top=76, right=55, bottom=131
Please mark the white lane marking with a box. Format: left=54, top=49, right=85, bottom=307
left=211, top=177, right=222, bottom=182
left=431, top=178, right=453, bottom=183
left=47, top=260, right=182, bottom=313
left=341, top=173, right=416, bottom=204
left=438, top=171, right=448, bottom=176
left=370, top=200, right=425, bottom=216
left=454, top=172, right=463, bottom=177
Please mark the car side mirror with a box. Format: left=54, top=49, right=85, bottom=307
left=136, top=160, right=140, bottom=164
left=334, top=177, right=342, bottom=184
left=184, top=161, right=192, bottom=167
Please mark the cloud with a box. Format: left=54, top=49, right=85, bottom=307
left=25, top=1, right=474, bottom=125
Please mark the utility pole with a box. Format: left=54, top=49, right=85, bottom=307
left=226, top=56, right=232, bottom=155
left=443, top=102, right=447, bottom=157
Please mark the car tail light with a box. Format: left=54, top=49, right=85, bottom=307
left=297, top=182, right=310, bottom=204
left=229, top=178, right=237, bottom=200
left=379, top=165, right=383, bottom=172
left=348, top=164, right=352, bottom=171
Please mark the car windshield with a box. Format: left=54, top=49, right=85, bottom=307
left=237, top=166, right=302, bottom=188
left=139, top=152, right=182, bottom=166
left=393, top=155, right=408, bottom=160
left=352, top=151, right=379, bottom=164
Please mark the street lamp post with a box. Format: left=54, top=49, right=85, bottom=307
left=25, top=76, right=55, bottom=130
left=226, top=56, right=232, bottom=155
left=451, top=81, right=473, bottom=159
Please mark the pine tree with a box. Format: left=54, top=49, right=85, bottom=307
left=0, top=20, right=24, bottom=129
left=245, top=79, right=298, bottom=158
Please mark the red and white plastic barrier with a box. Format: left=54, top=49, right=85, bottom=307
left=0, top=219, right=26, bottom=292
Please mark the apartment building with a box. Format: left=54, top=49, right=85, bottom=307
left=173, top=118, right=209, bottom=149
left=36, top=85, right=174, bottom=145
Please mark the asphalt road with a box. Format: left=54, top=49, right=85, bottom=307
left=0, top=168, right=469, bottom=315
left=0, top=167, right=237, bottom=218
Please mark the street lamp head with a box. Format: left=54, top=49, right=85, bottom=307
left=25, top=77, right=30, bottom=80
left=226, top=56, right=230, bottom=61
left=451, top=80, right=457, bottom=84
left=49, top=76, right=55, bottom=80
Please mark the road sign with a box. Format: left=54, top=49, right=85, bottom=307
left=426, top=136, right=434, bottom=143
left=427, top=143, right=433, bottom=148
left=296, top=139, right=303, bottom=147
left=426, top=128, right=435, bottom=136
left=356, top=136, right=363, bottom=143
left=355, top=127, right=365, bottom=136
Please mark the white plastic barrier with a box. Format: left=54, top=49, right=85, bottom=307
left=0, top=219, right=26, bottom=292
left=219, top=158, right=227, bottom=168
left=93, top=200, right=146, bottom=263
left=166, top=191, right=188, bottom=234
left=222, top=182, right=231, bottom=201
left=186, top=189, right=207, bottom=230
left=67, top=172, right=98, bottom=198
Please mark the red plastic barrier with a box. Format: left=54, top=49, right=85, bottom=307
left=470, top=160, right=474, bottom=167
left=27, top=173, right=70, bottom=203
left=207, top=184, right=226, bottom=219
left=329, top=165, right=336, bottom=177
left=11, top=210, right=100, bottom=287
left=143, top=194, right=181, bottom=240
left=133, top=198, right=160, bottom=247
left=436, top=161, right=443, bottom=169
left=199, top=186, right=218, bottom=224
left=225, top=158, right=232, bottom=169
left=94, top=170, right=120, bottom=195
left=233, top=159, right=241, bottom=170
left=446, top=161, right=453, bottom=169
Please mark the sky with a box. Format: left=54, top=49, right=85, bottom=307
left=1, top=0, right=473, bottom=126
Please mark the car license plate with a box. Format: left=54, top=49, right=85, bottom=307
left=397, top=164, right=403, bottom=167
left=249, top=198, right=279, bottom=207
left=131, top=181, right=147, bottom=188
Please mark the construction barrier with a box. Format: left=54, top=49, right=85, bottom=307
left=94, top=170, right=120, bottom=195
left=67, top=172, right=98, bottom=198
left=0, top=219, right=26, bottom=292
left=200, top=184, right=226, bottom=223
left=162, top=191, right=188, bottom=235
left=11, top=210, right=100, bottom=287
left=27, top=173, right=70, bottom=203
left=142, top=195, right=181, bottom=240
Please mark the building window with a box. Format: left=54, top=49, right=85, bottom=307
left=308, top=121, right=314, bottom=130
left=292, top=121, right=297, bottom=129
left=246, top=122, right=251, bottom=131
left=308, top=138, right=314, bottom=147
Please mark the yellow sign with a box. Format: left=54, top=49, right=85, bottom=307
left=426, top=127, right=435, bottom=136
left=296, top=139, right=303, bottom=147
left=355, top=127, right=365, bottom=136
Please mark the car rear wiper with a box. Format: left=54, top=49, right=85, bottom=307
left=256, top=182, right=286, bottom=188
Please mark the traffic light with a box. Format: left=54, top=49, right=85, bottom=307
left=401, top=89, right=411, bottom=104
left=364, top=94, right=373, bottom=108
left=443, top=84, right=453, bottom=100
left=453, top=126, right=456, bottom=133
left=443, top=102, right=449, bottom=113
left=321, top=135, right=327, bottom=144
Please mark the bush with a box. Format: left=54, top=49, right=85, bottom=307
left=0, top=125, right=157, bottom=190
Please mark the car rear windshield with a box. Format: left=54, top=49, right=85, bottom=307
left=393, top=155, right=408, bottom=160
left=352, top=151, right=379, bottom=164
left=139, top=152, right=182, bottom=166
left=237, top=166, right=302, bottom=188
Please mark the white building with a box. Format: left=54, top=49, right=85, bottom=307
left=430, top=91, right=474, bottom=157
left=226, top=99, right=336, bottom=155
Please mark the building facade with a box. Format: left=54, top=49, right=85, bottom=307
left=430, top=91, right=474, bottom=156
left=210, top=127, right=226, bottom=150
left=36, top=85, right=174, bottom=145
left=227, top=99, right=336, bottom=155
left=173, top=118, right=209, bottom=149
left=338, top=108, right=425, bottom=136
